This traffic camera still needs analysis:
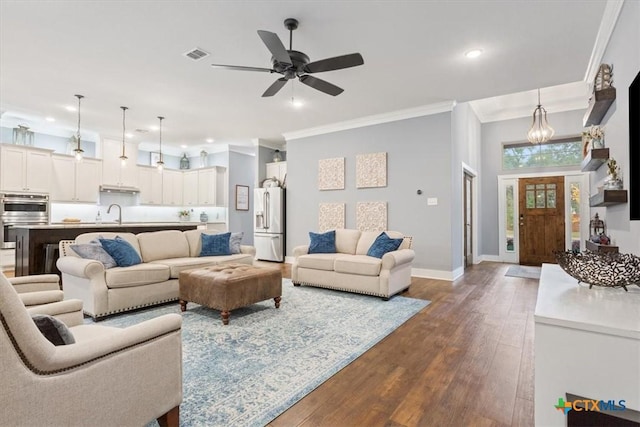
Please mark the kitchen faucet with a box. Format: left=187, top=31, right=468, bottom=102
left=107, top=203, right=122, bottom=225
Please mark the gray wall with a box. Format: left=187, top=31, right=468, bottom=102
left=451, top=102, right=482, bottom=270
left=480, top=109, right=587, bottom=256
left=256, top=145, right=286, bottom=186
left=595, top=0, right=640, bottom=253
left=287, top=113, right=454, bottom=272
left=228, top=151, right=255, bottom=245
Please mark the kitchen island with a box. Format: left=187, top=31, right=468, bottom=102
left=10, top=223, right=201, bottom=276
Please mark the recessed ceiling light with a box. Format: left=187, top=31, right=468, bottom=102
left=45, top=117, right=55, bottom=122
left=125, top=133, right=133, bottom=138
left=465, top=49, right=483, bottom=59
left=206, top=138, right=214, bottom=143
left=149, top=125, right=159, bottom=131
left=290, top=98, right=304, bottom=109
left=181, top=144, right=187, bottom=149
left=65, top=106, right=76, bottom=112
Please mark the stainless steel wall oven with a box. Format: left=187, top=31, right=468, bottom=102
left=0, top=193, right=49, bottom=249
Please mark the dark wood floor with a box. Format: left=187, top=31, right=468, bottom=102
left=268, top=261, right=538, bottom=427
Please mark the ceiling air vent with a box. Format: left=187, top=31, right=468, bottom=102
left=184, top=47, right=210, bottom=61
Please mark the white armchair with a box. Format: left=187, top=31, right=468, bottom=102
left=0, top=272, right=183, bottom=426
left=8, top=274, right=84, bottom=326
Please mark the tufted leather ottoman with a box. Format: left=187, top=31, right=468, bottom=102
left=179, top=263, right=282, bottom=325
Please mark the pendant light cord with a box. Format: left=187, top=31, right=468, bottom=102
left=158, top=116, right=164, bottom=163
left=120, top=106, right=128, bottom=158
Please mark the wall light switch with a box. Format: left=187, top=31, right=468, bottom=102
left=427, top=197, right=438, bottom=206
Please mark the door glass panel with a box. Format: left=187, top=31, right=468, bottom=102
left=536, top=184, right=545, bottom=189
left=506, top=185, right=514, bottom=252
left=547, top=189, right=556, bottom=208
left=536, top=190, right=546, bottom=208
left=547, top=183, right=556, bottom=189
left=526, top=184, right=535, bottom=190
left=526, top=190, right=535, bottom=208
left=570, top=182, right=581, bottom=252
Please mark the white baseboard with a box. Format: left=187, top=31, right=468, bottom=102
left=284, top=256, right=295, bottom=264
left=478, top=254, right=501, bottom=263
left=411, top=267, right=460, bottom=281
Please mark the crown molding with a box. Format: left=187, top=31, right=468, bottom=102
left=583, top=0, right=624, bottom=88
left=283, top=101, right=455, bottom=141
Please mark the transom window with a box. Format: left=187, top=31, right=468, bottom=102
left=502, top=136, right=582, bottom=170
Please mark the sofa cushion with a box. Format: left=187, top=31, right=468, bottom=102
left=75, top=232, right=141, bottom=256
left=99, top=237, right=142, bottom=267
left=137, top=230, right=190, bottom=262
left=334, top=255, right=382, bottom=276
left=356, top=230, right=405, bottom=255
left=104, top=263, right=170, bottom=289
left=32, top=314, right=75, bottom=346
left=70, top=240, right=117, bottom=269
left=185, top=230, right=233, bottom=257
left=335, top=229, right=361, bottom=254
left=297, top=254, right=341, bottom=271
left=367, top=232, right=403, bottom=258
left=150, top=254, right=251, bottom=278
left=309, top=230, right=336, bottom=254
left=201, top=232, right=231, bottom=256
left=229, top=232, right=244, bottom=254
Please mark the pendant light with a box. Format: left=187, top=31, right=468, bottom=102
left=156, top=116, right=165, bottom=172
left=527, top=89, right=555, bottom=144
left=119, top=106, right=128, bottom=167
left=73, top=94, right=85, bottom=162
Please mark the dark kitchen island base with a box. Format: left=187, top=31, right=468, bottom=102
left=11, top=224, right=199, bottom=277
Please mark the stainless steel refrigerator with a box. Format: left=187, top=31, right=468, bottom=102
left=254, top=187, right=285, bottom=261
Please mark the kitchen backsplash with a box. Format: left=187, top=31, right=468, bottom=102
left=51, top=202, right=226, bottom=223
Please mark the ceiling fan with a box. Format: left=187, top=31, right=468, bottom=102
left=211, top=18, right=364, bottom=97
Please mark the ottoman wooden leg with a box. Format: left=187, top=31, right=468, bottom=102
left=179, top=300, right=188, bottom=312
left=221, top=310, right=231, bottom=325
left=274, top=296, right=281, bottom=308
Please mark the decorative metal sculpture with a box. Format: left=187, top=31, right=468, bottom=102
left=556, top=250, right=640, bottom=291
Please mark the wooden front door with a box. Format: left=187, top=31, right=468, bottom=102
left=518, top=176, right=565, bottom=265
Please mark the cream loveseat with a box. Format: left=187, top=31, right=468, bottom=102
left=57, top=229, right=255, bottom=319
left=292, top=229, right=414, bottom=299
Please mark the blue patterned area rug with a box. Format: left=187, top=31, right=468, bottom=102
left=97, top=279, right=429, bottom=427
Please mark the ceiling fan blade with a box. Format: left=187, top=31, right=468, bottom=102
left=299, top=75, right=344, bottom=96
left=211, top=64, right=274, bottom=73
left=304, top=53, right=364, bottom=73
left=257, top=30, right=292, bottom=65
left=262, top=78, right=288, bottom=97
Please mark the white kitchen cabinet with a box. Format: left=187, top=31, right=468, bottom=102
left=101, top=138, right=139, bottom=188
left=0, top=145, right=52, bottom=193
left=183, top=171, right=198, bottom=206
left=138, top=166, right=163, bottom=205
left=197, top=168, right=217, bottom=205
left=162, top=170, right=183, bottom=206
left=266, top=161, right=287, bottom=186
left=51, top=154, right=101, bottom=202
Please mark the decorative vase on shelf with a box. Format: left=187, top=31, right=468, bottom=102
left=272, top=149, right=282, bottom=162
left=180, top=154, right=190, bottom=170
left=591, top=138, right=604, bottom=149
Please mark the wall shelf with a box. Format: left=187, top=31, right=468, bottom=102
left=580, top=148, right=609, bottom=171
left=585, top=240, right=618, bottom=254
left=583, top=87, right=616, bottom=127
left=589, top=189, right=628, bottom=207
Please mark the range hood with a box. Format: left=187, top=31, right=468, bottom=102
left=99, top=185, right=140, bottom=194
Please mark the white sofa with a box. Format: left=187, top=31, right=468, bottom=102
left=57, top=229, right=255, bottom=319
left=292, top=229, right=414, bottom=299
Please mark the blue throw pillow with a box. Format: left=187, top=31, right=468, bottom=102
left=308, top=230, right=336, bottom=254
left=201, top=232, right=231, bottom=256
left=98, top=236, right=142, bottom=267
left=367, top=232, right=403, bottom=258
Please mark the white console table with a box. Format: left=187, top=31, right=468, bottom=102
left=535, top=263, right=640, bottom=426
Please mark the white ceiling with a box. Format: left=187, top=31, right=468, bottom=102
left=0, top=0, right=607, bottom=152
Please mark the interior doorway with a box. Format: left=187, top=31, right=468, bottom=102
left=463, top=172, right=473, bottom=268
left=518, top=176, right=565, bottom=265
